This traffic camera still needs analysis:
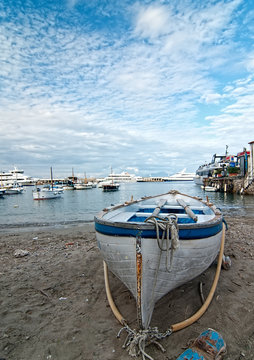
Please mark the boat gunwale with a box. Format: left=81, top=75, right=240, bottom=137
left=94, top=191, right=223, bottom=231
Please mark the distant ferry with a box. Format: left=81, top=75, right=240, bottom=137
left=103, top=171, right=137, bottom=183
left=165, top=169, right=195, bottom=181
left=0, top=167, right=36, bottom=186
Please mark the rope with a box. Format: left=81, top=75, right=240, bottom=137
left=145, top=214, right=180, bottom=272
left=117, top=324, right=172, bottom=359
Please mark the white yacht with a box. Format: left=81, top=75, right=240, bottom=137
left=0, top=167, right=36, bottom=186
left=165, top=169, right=195, bottom=181
left=194, top=154, right=227, bottom=185
left=103, top=171, right=137, bottom=183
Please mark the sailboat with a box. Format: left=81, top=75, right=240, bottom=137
left=33, top=167, right=62, bottom=200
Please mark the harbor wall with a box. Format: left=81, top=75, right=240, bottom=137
left=204, top=176, right=254, bottom=195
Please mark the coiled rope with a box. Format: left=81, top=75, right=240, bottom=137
left=145, top=214, right=180, bottom=272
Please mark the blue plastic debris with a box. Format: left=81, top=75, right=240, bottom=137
left=176, top=328, right=226, bottom=360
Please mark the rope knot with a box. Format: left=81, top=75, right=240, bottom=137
left=118, top=325, right=172, bottom=359
left=145, top=214, right=180, bottom=271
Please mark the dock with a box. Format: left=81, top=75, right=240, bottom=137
left=204, top=175, right=254, bottom=195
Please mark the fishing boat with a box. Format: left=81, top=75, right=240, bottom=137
left=100, top=171, right=120, bottom=191
left=101, top=182, right=120, bottom=192
left=95, top=190, right=223, bottom=330
left=33, top=187, right=62, bottom=200
left=33, top=168, right=62, bottom=200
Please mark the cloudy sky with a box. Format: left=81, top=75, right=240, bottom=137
left=1, top=0, right=254, bottom=178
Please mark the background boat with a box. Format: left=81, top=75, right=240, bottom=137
left=1, top=181, right=253, bottom=229
left=33, top=187, right=62, bottom=200
left=33, top=168, right=62, bottom=200
left=4, top=182, right=24, bottom=194
left=101, top=182, right=120, bottom=192
left=165, top=169, right=195, bottom=181
left=0, top=166, right=36, bottom=186
left=75, top=182, right=93, bottom=190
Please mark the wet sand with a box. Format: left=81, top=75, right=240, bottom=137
left=0, top=216, right=253, bottom=360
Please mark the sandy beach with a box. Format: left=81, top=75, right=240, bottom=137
left=0, top=215, right=253, bottom=360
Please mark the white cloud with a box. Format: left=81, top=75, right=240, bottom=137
left=201, top=93, right=223, bottom=104
left=0, top=0, right=253, bottom=177
left=134, top=5, right=171, bottom=38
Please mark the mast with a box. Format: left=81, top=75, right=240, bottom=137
left=72, top=167, right=74, bottom=184
left=50, top=167, right=53, bottom=190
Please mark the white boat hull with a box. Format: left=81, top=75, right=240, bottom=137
left=97, top=231, right=222, bottom=329
left=95, top=191, right=223, bottom=329
left=201, top=185, right=218, bottom=192
left=75, top=184, right=93, bottom=190
left=33, top=189, right=62, bottom=200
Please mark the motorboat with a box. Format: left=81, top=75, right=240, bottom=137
left=4, top=182, right=24, bottom=194
left=63, top=181, right=75, bottom=190
left=95, top=190, right=223, bottom=330
left=101, top=182, right=120, bottom=192
left=201, top=185, right=218, bottom=192
left=74, top=182, right=93, bottom=190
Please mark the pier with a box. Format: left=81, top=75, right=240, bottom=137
left=204, top=175, right=254, bottom=195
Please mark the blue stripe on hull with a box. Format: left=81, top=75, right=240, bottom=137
left=95, top=222, right=223, bottom=240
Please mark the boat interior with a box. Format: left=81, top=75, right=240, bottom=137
left=102, top=196, right=216, bottom=225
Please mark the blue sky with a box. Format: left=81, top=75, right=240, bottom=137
left=1, top=0, right=254, bottom=178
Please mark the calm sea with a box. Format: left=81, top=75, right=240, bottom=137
left=0, top=182, right=253, bottom=230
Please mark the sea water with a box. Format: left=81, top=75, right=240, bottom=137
left=0, top=182, right=253, bottom=230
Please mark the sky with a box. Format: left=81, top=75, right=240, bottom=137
left=1, top=0, right=254, bottom=178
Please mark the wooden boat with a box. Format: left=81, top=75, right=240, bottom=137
left=94, top=190, right=223, bottom=330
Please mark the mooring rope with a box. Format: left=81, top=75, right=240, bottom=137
left=117, top=323, right=172, bottom=359
left=145, top=214, right=180, bottom=272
